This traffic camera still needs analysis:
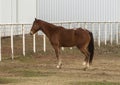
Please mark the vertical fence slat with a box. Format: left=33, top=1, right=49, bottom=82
left=92, top=23, right=94, bottom=35
left=105, top=23, right=107, bottom=45
left=116, top=23, right=119, bottom=45
left=43, top=34, right=46, bottom=52
left=69, top=23, right=72, bottom=50
left=110, top=23, right=113, bottom=45
left=85, top=23, right=87, bottom=29
left=92, top=23, right=95, bottom=43
left=0, top=28, right=1, bottom=61
left=11, top=25, right=14, bottom=60
left=33, top=34, right=36, bottom=53
left=22, top=25, right=25, bottom=56
left=98, top=23, right=100, bottom=47
left=61, top=23, right=64, bottom=51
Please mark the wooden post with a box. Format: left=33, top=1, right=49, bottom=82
left=11, top=25, right=14, bottom=59
left=98, top=23, right=100, bottom=47
left=105, top=23, right=107, bottom=45
left=33, top=34, right=36, bottom=53
left=22, top=25, right=25, bottom=56
left=110, top=23, right=113, bottom=45
left=116, top=23, right=118, bottom=45
left=0, top=27, right=1, bottom=61
left=43, top=34, right=46, bottom=52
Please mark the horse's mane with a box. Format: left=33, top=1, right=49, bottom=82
left=38, top=19, right=64, bottom=31
left=38, top=20, right=57, bottom=28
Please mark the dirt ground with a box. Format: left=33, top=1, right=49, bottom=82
left=0, top=35, right=120, bottom=85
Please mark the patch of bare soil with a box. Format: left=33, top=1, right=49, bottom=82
left=0, top=35, right=120, bottom=85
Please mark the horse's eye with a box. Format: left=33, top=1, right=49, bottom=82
left=34, top=25, right=38, bottom=27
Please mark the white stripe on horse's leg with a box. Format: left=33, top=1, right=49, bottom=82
left=57, top=65, right=59, bottom=68
left=82, top=61, right=87, bottom=66
left=83, top=63, right=89, bottom=71
left=86, top=62, right=90, bottom=68
left=57, top=58, right=62, bottom=69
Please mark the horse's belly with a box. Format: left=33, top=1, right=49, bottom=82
left=60, top=40, right=77, bottom=47
left=59, top=32, right=77, bottom=47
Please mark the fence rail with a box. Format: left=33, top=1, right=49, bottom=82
left=0, top=22, right=120, bottom=61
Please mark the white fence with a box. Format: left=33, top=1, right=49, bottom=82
left=0, top=22, right=120, bottom=61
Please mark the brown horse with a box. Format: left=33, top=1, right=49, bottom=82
left=30, top=18, right=94, bottom=70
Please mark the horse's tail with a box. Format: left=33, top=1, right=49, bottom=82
left=88, top=31, right=94, bottom=64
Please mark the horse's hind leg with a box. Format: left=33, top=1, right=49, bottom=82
left=82, top=49, right=90, bottom=70
left=77, top=46, right=90, bottom=70
left=83, top=49, right=90, bottom=66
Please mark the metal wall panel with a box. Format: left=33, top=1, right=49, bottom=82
left=38, top=0, right=119, bottom=22
left=0, top=0, right=36, bottom=23
left=0, top=0, right=119, bottom=23
left=18, top=0, right=36, bottom=23
left=1, top=0, right=12, bottom=23
left=0, top=0, right=1, bottom=23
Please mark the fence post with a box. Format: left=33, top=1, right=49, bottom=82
left=22, top=24, right=25, bottom=56
left=69, top=22, right=72, bottom=50
left=33, top=34, right=36, bottom=53
left=110, top=23, right=113, bottom=45
left=91, top=23, right=95, bottom=44
left=85, top=23, right=87, bottom=29
left=83, top=23, right=86, bottom=28
left=98, top=23, right=101, bottom=47
left=105, top=23, right=107, bottom=45
left=0, top=28, right=1, bottom=61
left=92, top=23, right=94, bottom=36
left=116, top=23, right=118, bottom=45
left=43, top=34, right=46, bottom=52
left=11, top=25, right=14, bottom=60
left=61, top=23, right=64, bottom=51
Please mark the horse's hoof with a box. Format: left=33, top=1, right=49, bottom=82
left=57, top=64, right=62, bottom=69
left=83, top=67, right=87, bottom=71
left=82, top=62, right=86, bottom=66
left=57, top=65, right=61, bottom=69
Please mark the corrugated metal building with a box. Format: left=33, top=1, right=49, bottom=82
left=0, top=0, right=36, bottom=23
left=38, top=0, right=119, bottom=22
left=0, top=0, right=120, bottom=23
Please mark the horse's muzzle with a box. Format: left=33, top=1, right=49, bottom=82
left=30, top=31, right=33, bottom=35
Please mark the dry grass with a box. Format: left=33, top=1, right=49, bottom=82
left=0, top=35, right=120, bottom=85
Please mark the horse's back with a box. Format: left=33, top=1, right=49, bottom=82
left=75, top=28, right=91, bottom=46
left=59, top=28, right=91, bottom=47
left=57, top=28, right=76, bottom=47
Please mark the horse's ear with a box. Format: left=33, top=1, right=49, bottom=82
left=35, top=18, right=37, bottom=21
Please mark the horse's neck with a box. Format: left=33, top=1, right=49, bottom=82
left=40, top=21, right=56, bottom=38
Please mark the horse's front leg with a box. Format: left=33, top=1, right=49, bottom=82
left=54, top=46, right=62, bottom=69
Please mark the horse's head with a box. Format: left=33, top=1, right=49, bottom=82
left=30, top=18, right=40, bottom=35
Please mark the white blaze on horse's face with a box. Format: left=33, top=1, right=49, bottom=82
left=30, top=29, right=33, bottom=35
